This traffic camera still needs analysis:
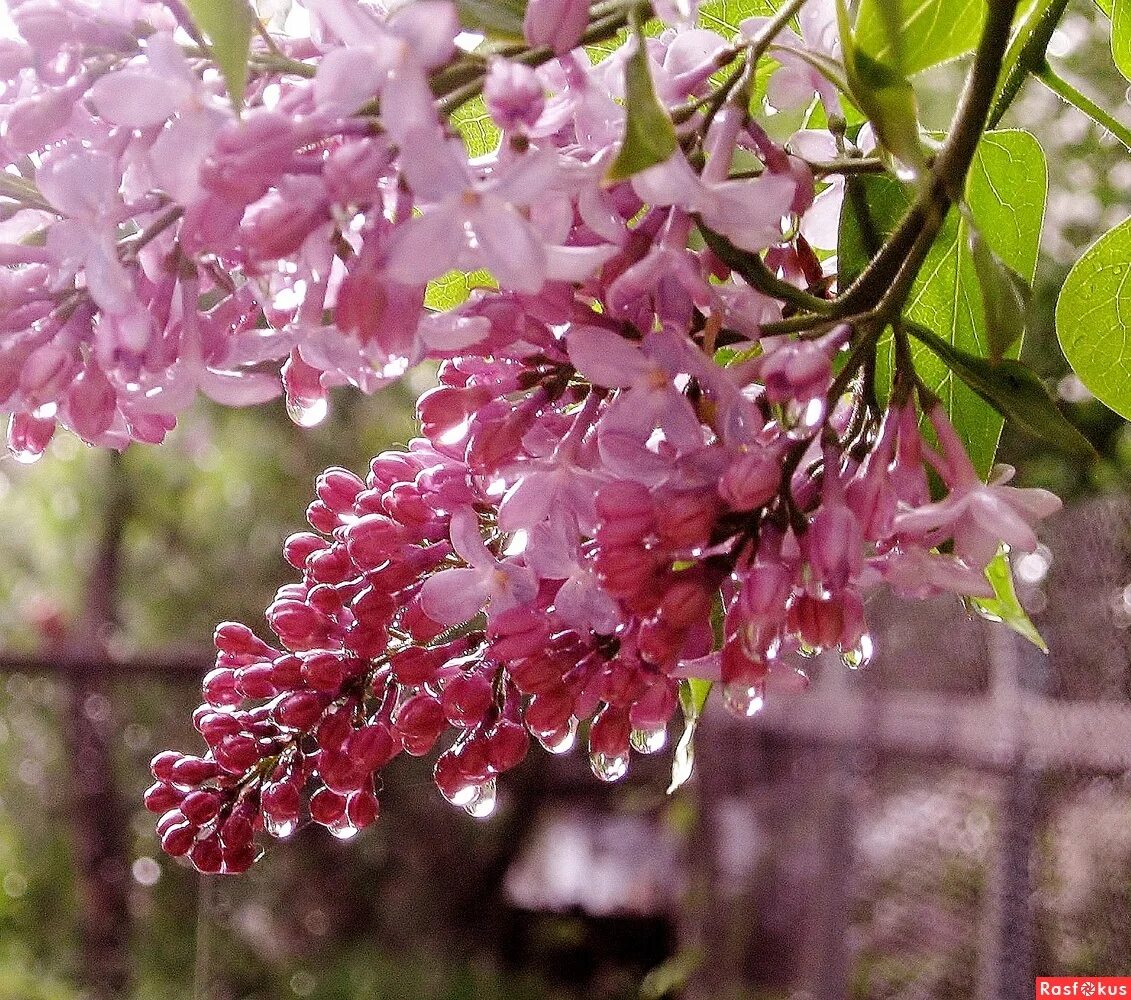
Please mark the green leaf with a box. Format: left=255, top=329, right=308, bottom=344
left=855, top=0, right=985, bottom=75
left=837, top=0, right=925, bottom=172
left=967, top=224, right=1031, bottom=363
left=183, top=0, right=254, bottom=111
left=450, top=95, right=501, bottom=158
left=425, top=269, right=497, bottom=311
left=456, top=0, right=526, bottom=40
left=1113, top=0, right=1131, bottom=82
left=1056, top=216, right=1131, bottom=420
left=668, top=678, right=712, bottom=794
left=842, top=130, right=1048, bottom=475
left=606, top=23, right=678, bottom=181
left=909, top=323, right=1094, bottom=457
left=697, top=0, right=777, bottom=36
left=966, top=549, right=1048, bottom=653
left=425, top=268, right=495, bottom=309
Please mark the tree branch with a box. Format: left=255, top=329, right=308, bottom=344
left=834, top=0, right=1022, bottom=316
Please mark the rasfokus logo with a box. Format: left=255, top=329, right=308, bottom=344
left=1036, top=979, right=1131, bottom=996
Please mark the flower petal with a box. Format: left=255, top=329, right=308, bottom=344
left=91, top=67, right=191, bottom=127
left=566, top=325, right=649, bottom=388
left=420, top=568, right=489, bottom=624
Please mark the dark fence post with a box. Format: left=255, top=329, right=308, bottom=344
left=60, top=451, right=132, bottom=998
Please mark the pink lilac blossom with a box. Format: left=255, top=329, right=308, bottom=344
left=0, top=0, right=1063, bottom=872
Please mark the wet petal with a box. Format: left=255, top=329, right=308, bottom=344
left=420, top=568, right=489, bottom=624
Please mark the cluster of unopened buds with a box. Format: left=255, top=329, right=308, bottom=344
left=1, top=0, right=1062, bottom=872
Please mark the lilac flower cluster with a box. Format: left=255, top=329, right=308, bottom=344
left=0, top=0, right=1062, bottom=870
left=147, top=339, right=1058, bottom=872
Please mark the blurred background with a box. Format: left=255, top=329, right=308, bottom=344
left=0, top=2, right=1129, bottom=998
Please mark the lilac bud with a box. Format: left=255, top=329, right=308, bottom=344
left=484, top=59, right=545, bottom=131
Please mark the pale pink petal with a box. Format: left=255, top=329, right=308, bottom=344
left=566, top=325, right=650, bottom=388
left=389, top=1, right=458, bottom=68
left=968, top=492, right=1039, bottom=553
left=399, top=128, right=468, bottom=202
left=420, top=568, right=490, bottom=624
left=545, top=243, right=619, bottom=283
left=472, top=202, right=547, bottom=293
left=303, top=0, right=385, bottom=44
left=632, top=151, right=701, bottom=208
left=673, top=652, right=722, bottom=681
left=555, top=572, right=622, bottom=633
left=523, top=515, right=577, bottom=577
left=380, top=68, right=440, bottom=143
left=663, top=29, right=728, bottom=76
left=419, top=313, right=490, bottom=352
left=37, top=149, right=119, bottom=219
left=788, top=130, right=838, bottom=160
left=488, top=562, right=539, bottom=613
left=385, top=211, right=465, bottom=285
left=800, top=182, right=844, bottom=251
left=498, top=471, right=557, bottom=532
left=313, top=46, right=386, bottom=113
left=84, top=238, right=137, bottom=315
left=598, top=428, right=674, bottom=485
left=448, top=507, right=494, bottom=568
left=199, top=369, right=282, bottom=406
left=1001, top=486, right=1062, bottom=522
left=708, top=174, right=795, bottom=252
left=91, top=67, right=191, bottom=127
left=150, top=108, right=228, bottom=203
left=489, top=149, right=560, bottom=205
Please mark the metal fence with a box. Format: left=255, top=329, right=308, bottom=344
left=671, top=495, right=1131, bottom=999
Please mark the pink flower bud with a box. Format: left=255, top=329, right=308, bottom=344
left=655, top=489, right=719, bottom=550
left=589, top=705, right=631, bottom=757
left=441, top=672, right=494, bottom=727
left=720, top=449, right=781, bottom=510
left=487, top=720, right=530, bottom=772
left=523, top=0, right=589, bottom=53
left=484, top=59, right=545, bottom=130
left=806, top=501, right=864, bottom=594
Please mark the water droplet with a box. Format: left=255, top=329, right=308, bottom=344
left=440, top=780, right=479, bottom=808
left=328, top=818, right=360, bottom=840
left=782, top=397, right=826, bottom=439
left=723, top=681, right=766, bottom=718
left=7, top=415, right=45, bottom=464
left=464, top=778, right=497, bottom=818
left=263, top=814, right=297, bottom=839
left=797, top=641, right=822, bottom=658
left=840, top=633, right=874, bottom=670
left=286, top=394, right=328, bottom=428
left=536, top=717, right=578, bottom=755
left=9, top=443, right=43, bottom=464
left=894, top=161, right=919, bottom=183
left=629, top=727, right=667, bottom=755
left=589, top=751, right=629, bottom=782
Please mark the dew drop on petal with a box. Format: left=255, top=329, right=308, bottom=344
left=723, top=681, right=766, bottom=718
left=329, top=819, right=360, bottom=840
left=841, top=633, right=874, bottom=670
left=443, top=783, right=479, bottom=808
left=782, top=397, right=826, bottom=440
left=589, top=751, right=629, bottom=783
left=286, top=394, right=328, bottom=428
left=797, top=641, right=822, bottom=659
left=263, top=814, right=297, bottom=839
left=629, top=726, right=667, bottom=755
left=537, top=717, right=578, bottom=755
left=7, top=415, right=45, bottom=464
left=464, top=778, right=497, bottom=818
